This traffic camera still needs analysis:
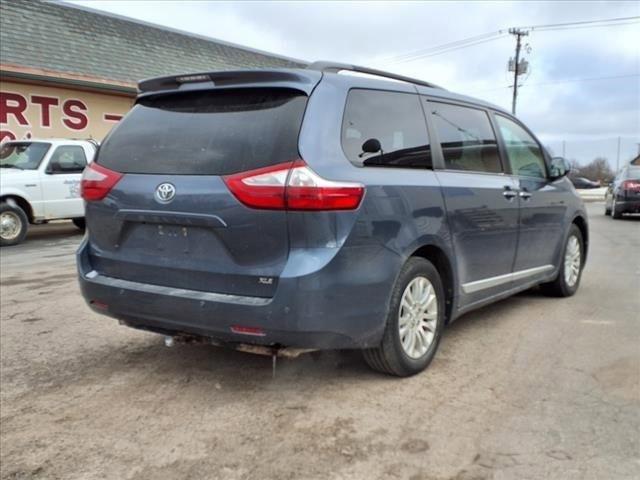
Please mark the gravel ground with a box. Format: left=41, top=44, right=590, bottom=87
left=1, top=203, right=638, bottom=480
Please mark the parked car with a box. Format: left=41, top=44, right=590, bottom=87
left=604, top=164, right=640, bottom=218
left=77, top=63, right=588, bottom=376
left=1, top=139, right=97, bottom=246
left=570, top=176, right=600, bottom=189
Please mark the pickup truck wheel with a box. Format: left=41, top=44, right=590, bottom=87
left=72, top=218, right=86, bottom=230
left=363, top=258, right=445, bottom=377
left=0, top=202, right=28, bottom=246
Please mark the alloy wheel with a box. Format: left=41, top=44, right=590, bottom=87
left=398, top=276, right=438, bottom=359
left=564, top=235, right=581, bottom=287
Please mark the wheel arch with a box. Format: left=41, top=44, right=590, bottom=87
left=1, top=195, right=34, bottom=223
left=409, top=244, right=456, bottom=324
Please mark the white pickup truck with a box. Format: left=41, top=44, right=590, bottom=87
left=0, top=139, right=97, bottom=246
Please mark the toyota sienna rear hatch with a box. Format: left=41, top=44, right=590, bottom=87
left=83, top=86, right=310, bottom=298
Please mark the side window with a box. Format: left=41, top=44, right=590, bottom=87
left=342, top=89, right=431, bottom=168
left=429, top=102, right=501, bottom=173
left=48, top=146, right=87, bottom=174
left=495, top=115, right=547, bottom=178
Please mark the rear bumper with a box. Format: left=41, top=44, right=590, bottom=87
left=616, top=199, right=640, bottom=213
left=77, top=239, right=400, bottom=349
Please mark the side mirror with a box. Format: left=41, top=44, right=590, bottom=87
left=359, top=138, right=382, bottom=157
left=549, top=157, right=570, bottom=179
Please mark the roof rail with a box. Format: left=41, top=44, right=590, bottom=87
left=307, top=61, right=445, bottom=90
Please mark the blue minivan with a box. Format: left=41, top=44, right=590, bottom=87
left=78, top=62, right=588, bottom=376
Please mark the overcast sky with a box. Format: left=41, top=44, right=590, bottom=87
left=70, top=0, right=640, bottom=168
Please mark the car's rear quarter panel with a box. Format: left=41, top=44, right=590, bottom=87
left=291, top=75, right=456, bottom=334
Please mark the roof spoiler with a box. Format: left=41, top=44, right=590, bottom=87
left=137, top=69, right=320, bottom=94
left=307, top=61, right=445, bottom=90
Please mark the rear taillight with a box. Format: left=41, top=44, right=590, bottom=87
left=81, top=163, right=123, bottom=201
left=622, top=180, right=640, bottom=191
left=223, top=160, right=364, bottom=211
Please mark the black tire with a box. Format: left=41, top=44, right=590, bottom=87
left=540, top=224, right=584, bottom=297
left=604, top=200, right=611, bottom=216
left=611, top=197, right=623, bottom=219
left=0, top=202, right=29, bottom=246
left=363, top=257, right=445, bottom=377
left=72, top=218, right=86, bottom=230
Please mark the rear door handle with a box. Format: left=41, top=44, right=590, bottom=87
left=503, top=186, right=517, bottom=200
left=519, top=190, right=532, bottom=200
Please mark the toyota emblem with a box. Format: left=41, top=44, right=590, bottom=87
left=155, top=183, right=176, bottom=203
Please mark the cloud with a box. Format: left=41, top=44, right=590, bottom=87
left=68, top=0, right=640, bottom=165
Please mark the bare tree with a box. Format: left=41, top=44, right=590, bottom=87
left=576, top=157, right=614, bottom=182
left=568, top=159, right=581, bottom=174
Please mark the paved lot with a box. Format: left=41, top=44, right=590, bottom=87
left=1, top=204, right=638, bottom=480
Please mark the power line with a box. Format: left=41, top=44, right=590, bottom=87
left=533, top=21, right=640, bottom=31
left=378, top=31, right=505, bottom=64
left=465, top=73, right=640, bottom=95
left=520, top=73, right=640, bottom=88
left=379, top=15, right=639, bottom=65
left=390, top=34, right=507, bottom=64
left=516, top=15, right=640, bottom=31
left=505, top=16, right=638, bottom=113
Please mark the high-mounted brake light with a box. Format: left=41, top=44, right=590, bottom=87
left=223, top=160, right=364, bottom=211
left=81, top=163, right=123, bottom=201
left=175, top=74, right=211, bottom=84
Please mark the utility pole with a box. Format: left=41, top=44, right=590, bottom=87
left=616, top=136, right=621, bottom=172
left=562, top=140, right=566, bottom=158
left=508, top=28, right=529, bottom=115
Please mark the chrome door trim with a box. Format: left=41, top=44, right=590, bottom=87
left=462, top=265, right=554, bottom=294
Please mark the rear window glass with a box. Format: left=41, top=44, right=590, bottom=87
left=625, top=166, right=640, bottom=179
left=97, top=89, right=307, bottom=175
left=429, top=101, right=502, bottom=174
left=342, top=89, right=432, bottom=169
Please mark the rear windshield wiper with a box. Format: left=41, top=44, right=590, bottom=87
left=0, top=164, right=24, bottom=170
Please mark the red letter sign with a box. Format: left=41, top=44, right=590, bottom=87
left=0, top=92, right=29, bottom=126
left=0, top=130, right=17, bottom=142
left=62, top=99, right=88, bottom=130
left=31, top=95, right=59, bottom=127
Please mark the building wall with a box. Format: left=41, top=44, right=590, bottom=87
left=0, top=80, right=134, bottom=143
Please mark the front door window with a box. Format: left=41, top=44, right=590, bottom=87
left=495, top=115, right=547, bottom=179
